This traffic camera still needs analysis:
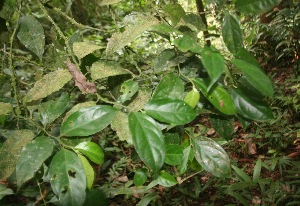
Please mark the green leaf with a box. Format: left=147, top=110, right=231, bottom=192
left=49, top=149, right=86, bottom=206
left=222, top=12, right=243, bottom=53
left=173, top=35, right=202, bottom=54
left=39, top=93, right=70, bottom=126
left=17, top=15, right=45, bottom=59
left=60, top=105, right=118, bottom=137
left=16, top=136, right=55, bottom=189
left=236, top=48, right=260, bottom=67
left=25, top=69, right=72, bottom=102
left=127, top=89, right=152, bottom=112
left=152, top=49, right=178, bottom=72
left=64, top=101, right=97, bottom=121
left=78, top=154, right=95, bottom=190
left=149, top=23, right=179, bottom=35
left=193, top=78, right=237, bottom=115
left=177, top=13, right=206, bottom=32
left=75, top=141, right=104, bottom=164
left=253, top=159, right=262, bottom=183
left=231, top=165, right=252, bottom=182
left=144, top=99, right=196, bottom=125
left=184, top=87, right=200, bottom=108
left=178, top=146, right=193, bottom=174
left=0, top=102, right=13, bottom=115
left=152, top=73, right=184, bottom=100
left=201, top=46, right=227, bottom=89
left=99, top=0, right=123, bottom=6
left=0, top=184, right=14, bottom=200
left=165, top=144, right=184, bottom=166
left=134, top=168, right=148, bottom=186
left=231, top=87, right=273, bottom=121
left=137, top=192, right=157, bottom=206
left=191, top=136, right=231, bottom=178
left=156, top=171, right=177, bottom=187
left=111, top=111, right=133, bottom=144
left=0, top=130, right=35, bottom=180
left=235, top=0, right=281, bottom=14
left=118, top=80, right=139, bottom=103
left=231, top=59, right=274, bottom=97
left=128, top=112, right=165, bottom=173
left=0, top=0, right=17, bottom=20
left=210, top=115, right=234, bottom=140
left=163, top=4, right=186, bottom=26
left=73, top=42, right=103, bottom=59
left=91, top=61, right=130, bottom=81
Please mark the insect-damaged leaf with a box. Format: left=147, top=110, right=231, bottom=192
left=91, top=61, right=130, bottom=80
left=73, top=42, right=103, bottom=59
left=111, top=111, right=133, bottom=144
left=49, top=149, right=86, bottom=206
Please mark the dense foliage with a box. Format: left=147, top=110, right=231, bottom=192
left=0, top=0, right=299, bottom=205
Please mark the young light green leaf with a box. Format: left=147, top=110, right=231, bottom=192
left=235, top=0, right=281, bottom=15
left=134, top=168, right=148, bottom=186
left=0, top=130, right=35, bottom=180
left=184, top=87, right=200, bottom=109
left=128, top=112, right=165, bottom=173
left=73, top=42, right=103, bottom=59
left=0, top=102, right=13, bottom=115
left=156, top=171, right=177, bottom=187
left=0, top=184, right=14, bottom=200
left=231, top=88, right=273, bottom=121
left=253, top=158, right=262, bottom=183
left=152, top=73, right=185, bottom=100
left=111, top=111, right=133, bottom=144
left=60, top=105, right=118, bottom=137
left=49, top=149, right=86, bottom=206
left=222, top=12, right=243, bottom=53
left=16, top=136, right=55, bottom=189
left=231, top=165, right=252, bottom=182
left=75, top=141, right=104, bottom=164
left=231, top=59, right=274, bottom=97
left=78, top=154, right=95, bottom=190
left=25, top=69, right=72, bottom=102
left=191, top=136, right=231, bottom=178
left=144, top=98, right=196, bottom=125
left=91, top=61, right=130, bottom=81
left=201, top=46, right=227, bottom=89
left=165, top=144, right=184, bottom=166
left=173, top=35, right=202, bottom=54
left=17, top=15, right=45, bottom=59
left=39, top=93, right=70, bottom=126
left=163, top=4, right=186, bottom=26
left=118, top=80, right=139, bottom=103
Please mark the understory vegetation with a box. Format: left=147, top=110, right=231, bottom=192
left=0, top=0, right=299, bottom=205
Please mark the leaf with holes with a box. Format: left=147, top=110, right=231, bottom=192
left=144, top=98, right=196, bottom=125
left=60, top=105, right=117, bottom=137
left=191, top=136, right=231, bottom=178
left=129, top=112, right=165, bottom=173
left=118, top=80, right=139, bottom=103
left=16, top=136, right=55, bottom=189
left=235, top=0, right=281, bottom=14
left=75, top=141, right=104, bottom=164
left=49, top=149, right=86, bottom=206
left=17, top=15, right=45, bottom=59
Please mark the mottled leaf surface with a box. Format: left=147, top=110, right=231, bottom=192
left=236, top=0, right=281, bottom=14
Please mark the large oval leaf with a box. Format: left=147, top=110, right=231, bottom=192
left=193, top=78, right=237, bottom=115
left=222, top=12, right=243, bottom=53
left=152, top=73, right=184, bottom=100
left=231, top=59, right=274, bottom=97
left=49, top=149, right=86, bottom=206
left=60, top=105, right=117, bottom=137
left=191, top=136, right=231, bottom=178
left=75, top=141, right=104, bottom=164
left=231, top=87, right=273, bottom=121
left=235, top=0, right=281, bottom=14
left=144, top=98, right=196, bottom=125
left=128, top=112, right=165, bottom=173
left=17, top=15, right=45, bottom=59
left=16, top=136, right=55, bottom=189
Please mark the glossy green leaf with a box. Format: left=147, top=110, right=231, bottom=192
left=152, top=73, right=184, bottom=100
left=222, top=12, right=243, bottom=53
left=64, top=101, right=97, bottom=121
left=144, top=98, right=196, bottom=125
left=75, top=141, right=104, bottom=164
left=128, top=112, right=165, bottom=173
left=17, top=15, right=45, bottom=59
left=91, top=61, right=130, bottom=81
left=173, top=35, right=202, bottom=54
left=210, top=115, right=234, bottom=140
left=39, top=93, right=70, bottom=126
left=178, top=146, right=193, bottom=174
left=201, top=46, right=227, bottom=89
left=193, top=78, right=237, bottom=115
left=235, top=0, right=281, bottom=14
left=16, top=136, right=55, bottom=189
left=163, top=4, right=186, bottom=26
left=78, top=154, right=95, bottom=190
left=49, top=149, right=86, bottom=206
left=0, top=184, right=14, bottom=200
left=191, top=136, right=231, bottom=178
left=231, top=87, right=274, bottom=121
left=184, top=87, right=200, bottom=108
left=231, top=59, right=274, bottom=97
left=0, top=130, right=35, bottom=180
left=60, top=105, right=117, bottom=137
left=73, top=42, right=103, bottom=59
left=165, top=144, right=184, bottom=166
left=118, top=80, right=139, bottom=103
left=156, top=171, right=177, bottom=187
left=134, top=168, right=148, bottom=186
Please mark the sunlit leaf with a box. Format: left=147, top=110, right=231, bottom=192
left=235, top=0, right=281, bottom=14
left=73, top=42, right=103, bottom=59
left=75, top=141, right=104, bottom=164
left=60, top=105, right=117, bottom=137
left=91, top=61, right=130, bottom=81
left=129, top=112, right=165, bottom=173
left=184, top=87, right=200, bottom=109
left=0, top=102, right=13, bottom=115
left=78, top=154, right=95, bottom=190
left=49, top=149, right=86, bottom=206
